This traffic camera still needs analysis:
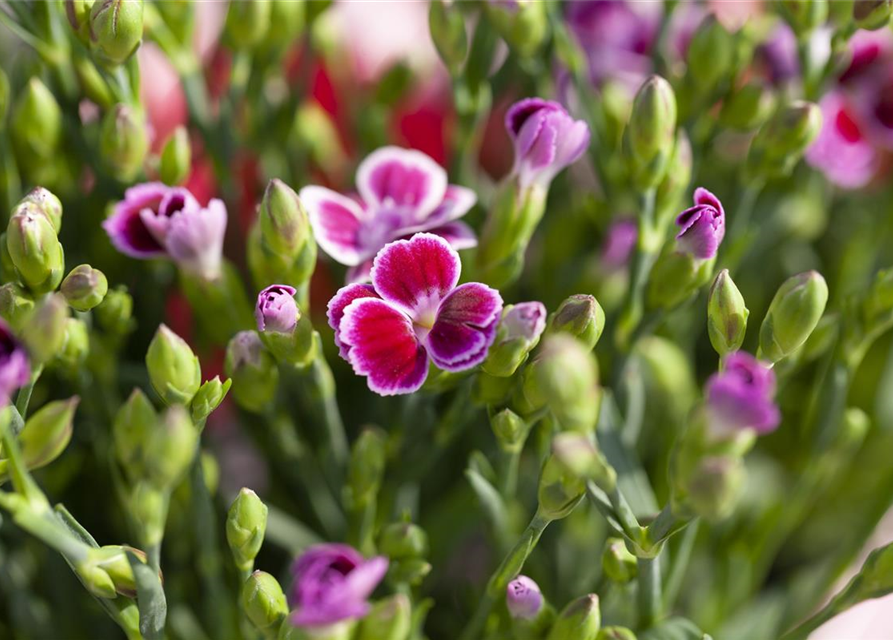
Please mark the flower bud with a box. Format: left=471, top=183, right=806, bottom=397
left=191, top=376, right=232, bottom=423
left=0, top=283, right=35, bottom=331
left=241, top=571, right=288, bottom=633
left=74, top=56, right=115, bottom=108
left=759, top=271, right=829, bottom=363
left=780, top=0, right=829, bottom=35
left=61, top=264, right=109, bottom=311
left=546, top=594, right=601, bottom=640
left=159, top=126, right=191, bottom=186
left=225, top=0, right=272, bottom=49
left=681, top=455, right=745, bottom=521
left=90, top=0, right=144, bottom=66
left=719, top=80, right=776, bottom=131
left=746, top=101, right=822, bottom=180
left=547, top=294, right=605, bottom=351
left=356, top=594, right=411, bottom=640
left=66, top=0, right=93, bottom=45
left=646, top=251, right=714, bottom=312
left=11, top=78, right=62, bottom=168
left=224, top=331, right=279, bottom=413
left=507, top=575, right=544, bottom=620
left=482, top=302, right=547, bottom=377
left=146, top=324, right=201, bottom=406
left=144, top=405, right=198, bottom=489
left=114, top=388, right=157, bottom=481
left=226, top=488, right=268, bottom=571
left=602, top=538, right=637, bottom=584
left=707, top=269, right=749, bottom=357
left=686, top=16, right=733, bottom=91
left=0, top=398, right=78, bottom=479
left=486, top=0, right=549, bottom=59
left=94, top=285, right=134, bottom=334
left=491, top=408, right=530, bottom=453
left=551, top=432, right=616, bottom=492
left=81, top=545, right=148, bottom=598
left=537, top=454, right=586, bottom=521
left=260, top=179, right=312, bottom=259
left=626, top=76, right=677, bottom=185
left=429, top=0, right=467, bottom=76
left=56, top=317, right=90, bottom=371
left=20, top=294, right=68, bottom=365
left=387, top=557, right=432, bottom=587
left=379, top=521, right=428, bottom=560
left=597, top=627, right=637, bottom=640
left=266, top=0, right=305, bottom=48
left=344, top=427, right=387, bottom=511
left=255, top=284, right=299, bottom=333
left=19, top=186, right=63, bottom=233
left=6, top=206, right=64, bottom=293
left=854, top=0, right=893, bottom=30
left=100, top=105, right=148, bottom=182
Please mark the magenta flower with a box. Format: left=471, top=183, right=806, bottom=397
left=706, top=351, right=780, bottom=434
left=806, top=92, right=878, bottom=189
left=328, top=233, right=503, bottom=396
left=102, top=182, right=198, bottom=258
left=255, top=285, right=298, bottom=333
left=505, top=99, right=590, bottom=189
left=300, top=146, right=477, bottom=283
left=506, top=575, right=544, bottom=620
left=289, top=543, right=388, bottom=628
left=601, top=219, right=638, bottom=270
left=756, top=24, right=800, bottom=85
left=675, top=187, right=725, bottom=260
left=0, top=320, right=30, bottom=407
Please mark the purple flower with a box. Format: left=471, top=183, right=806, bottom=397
left=505, top=99, right=590, bottom=189
left=328, top=233, right=503, bottom=396
left=806, top=92, right=878, bottom=189
left=757, top=24, right=800, bottom=86
left=255, top=285, right=299, bottom=333
left=601, top=219, right=638, bottom=270
left=289, top=543, right=388, bottom=628
left=102, top=182, right=198, bottom=258
left=165, top=199, right=228, bottom=280
left=301, top=146, right=477, bottom=284
left=675, top=187, right=725, bottom=260
left=0, top=320, right=30, bottom=406
left=506, top=575, right=544, bottom=620
left=706, top=351, right=780, bottom=434
left=501, top=302, right=546, bottom=343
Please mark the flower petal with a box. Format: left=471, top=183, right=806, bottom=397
left=166, top=198, right=228, bottom=280
left=425, top=221, right=478, bottom=251
left=301, top=185, right=370, bottom=266
left=356, top=146, right=447, bottom=221
left=339, top=298, right=429, bottom=395
left=406, top=184, right=477, bottom=231
left=693, top=187, right=724, bottom=216
left=140, top=187, right=199, bottom=244
left=345, top=260, right=375, bottom=284
left=341, top=556, right=389, bottom=602
left=327, top=283, right=379, bottom=359
left=102, top=183, right=170, bottom=258
left=370, top=233, right=460, bottom=319
left=427, top=282, right=503, bottom=371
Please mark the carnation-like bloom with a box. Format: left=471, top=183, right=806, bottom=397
left=0, top=320, right=30, bottom=406
left=601, top=219, right=638, bottom=270
left=505, top=98, right=590, bottom=189
left=328, top=233, right=503, bottom=395
left=500, top=302, right=547, bottom=343
left=705, top=351, right=780, bottom=434
left=806, top=92, right=878, bottom=189
left=506, top=575, right=544, bottom=620
left=255, top=284, right=298, bottom=333
left=675, top=187, right=725, bottom=260
left=164, top=199, right=227, bottom=280
left=300, top=146, right=477, bottom=283
left=289, top=543, right=388, bottom=628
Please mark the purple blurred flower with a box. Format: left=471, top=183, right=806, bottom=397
left=0, top=320, right=30, bottom=407
left=501, top=302, right=547, bottom=343
left=289, top=543, right=388, bottom=628
left=675, top=187, right=725, bottom=260
left=601, top=219, right=638, bottom=270
left=706, top=351, right=780, bottom=434
left=806, top=92, right=878, bottom=189
left=255, top=285, right=298, bottom=333
left=757, top=23, right=800, bottom=85
left=165, top=199, right=228, bottom=280
left=103, top=182, right=198, bottom=258
left=506, top=575, right=544, bottom=620
left=301, top=146, right=477, bottom=284
left=505, top=98, right=590, bottom=189
left=328, top=233, right=502, bottom=395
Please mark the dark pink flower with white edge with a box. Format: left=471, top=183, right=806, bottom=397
left=300, top=146, right=477, bottom=284
left=675, top=187, right=725, bottom=260
left=103, top=182, right=198, bottom=258
left=706, top=351, right=780, bottom=434
left=806, top=92, right=878, bottom=189
left=328, top=233, right=503, bottom=396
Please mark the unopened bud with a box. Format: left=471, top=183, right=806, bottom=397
left=81, top=545, right=148, bottom=598
left=144, top=405, right=198, bottom=488
left=100, top=105, right=148, bottom=182
left=62, top=264, right=108, bottom=311
left=597, top=627, right=637, bottom=640
left=854, top=0, right=893, bottom=30
left=547, top=294, right=605, bottom=350
left=707, top=269, right=749, bottom=357
left=241, top=571, right=288, bottom=633
left=387, top=557, right=432, bottom=587
left=482, top=301, right=547, bottom=377
left=719, top=80, right=776, bottom=131
left=682, top=455, right=745, bottom=521
left=507, top=575, right=544, bottom=620
left=537, top=454, right=586, bottom=521
left=20, top=294, right=68, bottom=365
left=260, top=179, right=311, bottom=259
left=159, top=126, right=191, bottom=186
left=379, top=522, right=428, bottom=560
left=11, top=78, right=62, bottom=166
left=486, top=0, right=548, bottom=59
left=19, top=187, right=63, bottom=233
left=429, top=0, right=467, bottom=76
left=146, top=324, right=201, bottom=405
left=225, top=0, right=272, bottom=49
left=686, top=16, right=733, bottom=90
left=344, top=427, right=387, bottom=510
left=646, top=250, right=714, bottom=312
left=780, top=0, right=829, bottom=35
left=626, top=76, right=677, bottom=187
left=67, top=0, right=94, bottom=45
left=114, top=388, right=157, bottom=481
left=224, top=331, right=279, bottom=413
left=747, top=101, right=822, bottom=180
left=602, top=538, right=637, bottom=584
left=266, top=0, right=306, bottom=48
left=191, top=376, right=232, bottom=423
left=56, top=317, right=90, bottom=371
left=551, top=432, right=616, bottom=491
left=6, top=206, right=64, bottom=293
left=491, top=409, right=530, bottom=453
left=356, top=594, right=411, bottom=640
left=0, top=398, right=78, bottom=479
left=0, top=283, right=35, bottom=330
left=759, top=271, right=828, bottom=363
left=94, top=286, right=134, bottom=334
left=546, top=594, right=601, bottom=640
left=90, top=0, right=144, bottom=66
left=226, top=488, right=268, bottom=571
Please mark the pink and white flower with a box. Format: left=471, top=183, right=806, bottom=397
left=327, top=234, right=503, bottom=396
left=301, top=146, right=477, bottom=284
left=806, top=92, right=879, bottom=190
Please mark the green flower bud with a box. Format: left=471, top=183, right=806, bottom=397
left=387, top=557, right=432, bottom=587
left=602, top=538, right=637, bottom=584
left=100, top=105, right=148, bottom=182
left=854, top=0, right=893, bottom=29
left=491, top=408, right=530, bottom=453
left=486, top=0, right=548, bottom=59
left=74, top=56, right=115, bottom=108
left=356, top=594, right=411, bottom=640
left=759, top=271, right=829, bottom=363
left=146, top=324, right=201, bottom=405
left=781, top=0, right=829, bottom=34
left=0, top=398, right=78, bottom=480
left=597, top=627, right=637, bottom=640
left=647, top=251, right=714, bottom=312
left=127, top=482, right=167, bottom=545
left=547, top=294, right=605, bottom=351
left=159, top=126, right=191, bottom=186
left=260, top=179, right=311, bottom=259
left=719, top=80, right=776, bottom=131
left=90, top=0, right=144, bottom=66
left=61, top=264, right=109, bottom=311
left=379, top=522, right=428, bottom=560
left=521, top=335, right=600, bottom=433
left=537, top=454, right=586, bottom=521
left=344, top=427, right=387, bottom=511
left=19, top=186, right=63, bottom=233
left=20, top=294, right=68, bottom=365
left=429, top=0, right=467, bottom=76
left=11, top=78, right=62, bottom=166
left=225, top=331, right=279, bottom=413
left=241, top=571, right=288, bottom=633
left=56, top=317, right=90, bottom=371
left=551, top=432, right=616, bottom=492
left=261, top=314, right=317, bottom=368
left=144, top=405, right=198, bottom=489
left=81, top=545, right=148, bottom=598
left=226, top=0, right=272, bottom=49
left=626, top=76, right=677, bottom=185
left=686, top=16, right=733, bottom=90
left=746, top=101, right=822, bottom=180
left=226, top=488, right=268, bottom=571
left=6, top=206, right=64, bottom=293
left=707, top=269, right=749, bottom=357
left=114, top=388, right=158, bottom=481
left=266, top=0, right=306, bottom=48
left=66, top=0, right=94, bottom=44
left=680, top=455, right=745, bottom=521
left=546, top=594, right=601, bottom=640
left=482, top=302, right=546, bottom=377
left=94, top=285, right=134, bottom=334
left=191, top=376, right=232, bottom=423
left=0, top=283, right=35, bottom=331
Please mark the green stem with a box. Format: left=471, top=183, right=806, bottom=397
left=616, top=189, right=658, bottom=351
left=15, top=365, right=43, bottom=420
left=779, top=600, right=839, bottom=640
left=722, top=180, right=765, bottom=275
left=307, top=337, right=349, bottom=471
left=637, top=555, right=662, bottom=630
left=498, top=447, right=521, bottom=500
left=663, top=519, right=699, bottom=609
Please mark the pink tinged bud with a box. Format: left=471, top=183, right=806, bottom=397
left=0, top=319, right=30, bottom=406
left=507, top=576, right=544, bottom=620
left=601, top=219, right=638, bottom=270
left=255, top=285, right=299, bottom=333
left=501, top=302, right=547, bottom=343
left=675, top=187, right=725, bottom=260
left=706, top=351, right=780, bottom=434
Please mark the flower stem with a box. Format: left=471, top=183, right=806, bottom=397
left=15, top=364, right=43, bottom=420
left=616, top=189, right=659, bottom=351
left=637, top=555, right=662, bottom=630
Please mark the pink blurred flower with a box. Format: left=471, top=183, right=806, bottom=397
left=806, top=92, right=879, bottom=189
